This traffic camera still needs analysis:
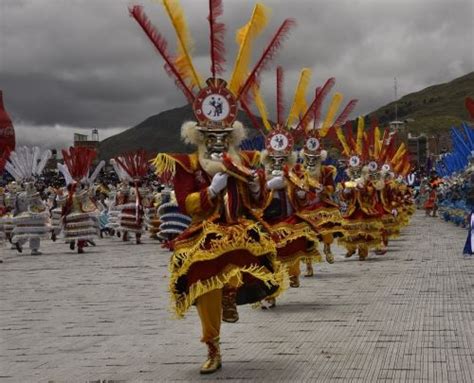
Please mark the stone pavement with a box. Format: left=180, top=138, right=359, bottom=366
left=0, top=211, right=473, bottom=383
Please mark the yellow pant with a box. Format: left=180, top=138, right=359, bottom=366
left=288, top=259, right=301, bottom=277
left=321, top=233, right=334, bottom=246
left=196, top=289, right=222, bottom=343
left=195, top=274, right=241, bottom=343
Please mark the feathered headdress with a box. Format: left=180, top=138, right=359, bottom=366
left=112, top=150, right=149, bottom=183
left=4, top=146, right=52, bottom=183
left=129, top=0, right=295, bottom=132
left=334, top=116, right=373, bottom=169
left=252, top=66, right=313, bottom=157
left=289, top=77, right=357, bottom=159
left=58, top=147, right=104, bottom=186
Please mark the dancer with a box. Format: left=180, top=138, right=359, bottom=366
left=250, top=67, right=321, bottom=294
left=293, top=89, right=357, bottom=273
left=58, top=147, right=104, bottom=254
left=334, top=118, right=384, bottom=260
left=110, top=150, right=150, bottom=245
left=4, top=146, right=52, bottom=255
left=132, top=0, right=295, bottom=373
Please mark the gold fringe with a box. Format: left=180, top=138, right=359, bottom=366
left=170, top=259, right=286, bottom=318
left=150, top=153, right=176, bottom=176
left=269, top=221, right=318, bottom=247
left=170, top=219, right=277, bottom=279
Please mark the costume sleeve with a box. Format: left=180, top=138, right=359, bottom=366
left=173, top=164, right=216, bottom=218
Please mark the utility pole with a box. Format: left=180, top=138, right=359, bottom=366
left=394, top=77, right=398, bottom=122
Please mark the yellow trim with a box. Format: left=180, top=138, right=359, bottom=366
left=169, top=244, right=287, bottom=317
left=151, top=153, right=199, bottom=176
left=171, top=219, right=276, bottom=279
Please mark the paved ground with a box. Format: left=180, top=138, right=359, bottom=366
left=0, top=211, right=473, bottom=382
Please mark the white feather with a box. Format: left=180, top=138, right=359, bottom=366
left=5, top=161, right=21, bottom=181
left=57, top=163, right=73, bottom=185
left=35, top=150, right=52, bottom=176
left=31, top=146, right=41, bottom=175
left=88, top=160, right=105, bottom=184
left=110, top=159, right=131, bottom=182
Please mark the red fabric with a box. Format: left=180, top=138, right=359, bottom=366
left=275, top=236, right=308, bottom=261
left=185, top=249, right=268, bottom=288
left=424, top=191, right=437, bottom=209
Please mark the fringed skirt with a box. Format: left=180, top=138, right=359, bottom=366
left=51, top=207, right=62, bottom=236
left=63, top=211, right=99, bottom=242
left=11, top=212, right=51, bottom=243
left=106, top=205, right=121, bottom=231
left=169, top=219, right=285, bottom=318
left=267, top=218, right=321, bottom=266
left=296, top=204, right=345, bottom=239
left=338, top=210, right=383, bottom=249
left=119, top=203, right=144, bottom=234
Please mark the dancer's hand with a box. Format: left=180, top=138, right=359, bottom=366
left=266, top=176, right=286, bottom=190
left=209, top=172, right=228, bottom=197
left=296, top=189, right=306, bottom=199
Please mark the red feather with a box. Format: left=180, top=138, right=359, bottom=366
left=345, top=121, right=355, bottom=151
left=276, top=66, right=284, bottom=125
left=237, top=18, right=296, bottom=101
left=129, top=5, right=195, bottom=103
left=465, top=96, right=474, bottom=120
left=115, top=149, right=149, bottom=180
left=208, top=0, right=226, bottom=78
left=332, top=99, right=358, bottom=129
left=370, top=115, right=379, bottom=129
left=311, top=87, right=321, bottom=130
left=295, top=77, right=336, bottom=136
left=62, top=147, right=96, bottom=182
left=240, top=99, right=264, bottom=135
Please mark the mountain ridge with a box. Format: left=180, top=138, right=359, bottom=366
left=99, top=71, right=474, bottom=160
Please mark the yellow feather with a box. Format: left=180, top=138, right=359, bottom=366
left=252, top=85, right=272, bottom=131
left=162, top=0, right=202, bottom=90
left=374, top=126, right=382, bottom=159
left=355, top=116, right=365, bottom=155
left=286, top=68, right=312, bottom=126
left=229, top=4, right=269, bottom=95
left=335, top=126, right=351, bottom=156
left=320, top=92, right=343, bottom=137
left=391, top=143, right=406, bottom=165
left=401, top=160, right=411, bottom=176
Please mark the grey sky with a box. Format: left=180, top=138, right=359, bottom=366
left=0, top=0, right=472, bottom=149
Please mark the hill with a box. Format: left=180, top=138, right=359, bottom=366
left=370, top=71, right=474, bottom=133
left=99, top=104, right=262, bottom=160
left=99, top=72, right=474, bottom=159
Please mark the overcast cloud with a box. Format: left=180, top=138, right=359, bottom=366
left=0, top=0, right=472, bottom=149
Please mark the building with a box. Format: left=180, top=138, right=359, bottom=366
left=407, top=133, right=428, bottom=169
left=389, top=120, right=406, bottom=133
left=74, top=129, right=100, bottom=151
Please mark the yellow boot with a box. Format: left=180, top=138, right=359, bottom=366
left=324, top=243, right=334, bottom=264
left=289, top=274, right=300, bottom=288
left=222, top=287, right=239, bottom=323
left=358, top=245, right=368, bottom=261
left=305, top=260, right=314, bottom=277
left=200, top=337, right=222, bottom=374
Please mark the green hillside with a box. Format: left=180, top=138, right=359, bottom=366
left=371, top=71, right=474, bottom=134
